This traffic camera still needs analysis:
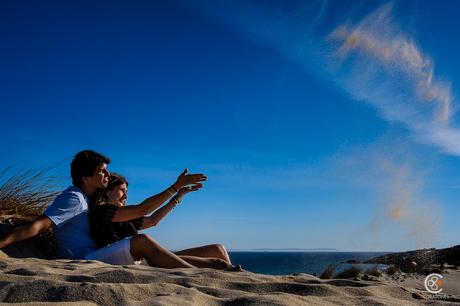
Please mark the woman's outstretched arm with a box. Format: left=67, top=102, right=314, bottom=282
left=139, top=184, right=201, bottom=229
left=111, top=169, right=206, bottom=222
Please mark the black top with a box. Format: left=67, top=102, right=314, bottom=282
left=89, top=204, right=144, bottom=248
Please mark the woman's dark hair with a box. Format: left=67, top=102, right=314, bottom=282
left=92, top=173, right=128, bottom=206
left=71, top=150, right=111, bottom=188
left=106, top=173, right=128, bottom=192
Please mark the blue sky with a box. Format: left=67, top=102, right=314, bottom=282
left=1, top=0, right=459, bottom=251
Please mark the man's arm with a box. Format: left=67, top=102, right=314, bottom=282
left=0, top=215, right=54, bottom=249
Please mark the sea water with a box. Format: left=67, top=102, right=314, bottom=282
left=228, top=252, right=389, bottom=275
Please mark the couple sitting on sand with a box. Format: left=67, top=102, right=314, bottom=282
left=0, top=150, right=241, bottom=271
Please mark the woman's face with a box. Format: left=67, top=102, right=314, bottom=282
left=107, top=183, right=128, bottom=207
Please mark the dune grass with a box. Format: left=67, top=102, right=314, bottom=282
left=0, top=166, right=61, bottom=224
left=386, top=265, right=400, bottom=275
left=320, top=265, right=364, bottom=279
left=366, top=265, right=382, bottom=277
left=320, top=265, right=337, bottom=279
left=334, top=266, right=362, bottom=279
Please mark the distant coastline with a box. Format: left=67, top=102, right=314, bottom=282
left=229, top=248, right=339, bottom=252
left=228, top=248, right=398, bottom=253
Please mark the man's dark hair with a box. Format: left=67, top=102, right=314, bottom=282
left=71, top=150, right=111, bottom=188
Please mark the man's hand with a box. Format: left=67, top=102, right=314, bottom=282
left=173, top=169, right=207, bottom=190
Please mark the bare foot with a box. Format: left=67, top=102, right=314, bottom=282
left=224, top=264, right=246, bottom=272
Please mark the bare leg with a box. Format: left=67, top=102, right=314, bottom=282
left=179, top=255, right=233, bottom=270
left=130, top=234, right=195, bottom=269
left=174, top=244, right=232, bottom=264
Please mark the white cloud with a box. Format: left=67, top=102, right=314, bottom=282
left=181, top=0, right=460, bottom=156
left=328, top=3, right=460, bottom=155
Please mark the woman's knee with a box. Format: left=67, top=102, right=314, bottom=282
left=216, top=244, right=227, bottom=252
left=209, top=243, right=228, bottom=255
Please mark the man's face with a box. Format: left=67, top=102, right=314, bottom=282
left=84, top=163, right=110, bottom=190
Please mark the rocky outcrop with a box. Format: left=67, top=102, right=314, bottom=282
left=366, top=245, right=460, bottom=272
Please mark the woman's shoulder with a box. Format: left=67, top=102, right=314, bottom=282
left=98, top=203, right=118, bottom=209
left=91, top=203, right=119, bottom=221
left=94, top=203, right=118, bottom=212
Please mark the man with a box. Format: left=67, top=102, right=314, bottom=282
left=0, top=150, right=110, bottom=258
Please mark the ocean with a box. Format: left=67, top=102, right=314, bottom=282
left=228, top=252, right=389, bottom=276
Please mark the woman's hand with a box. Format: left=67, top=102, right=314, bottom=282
left=173, top=169, right=207, bottom=190
left=177, top=183, right=203, bottom=197
left=171, top=183, right=202, bottom=205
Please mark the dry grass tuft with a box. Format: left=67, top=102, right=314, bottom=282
left=0, top=166, right=61, bottom=224
left=386, top=265, right=400, bottom=275
left=366, top=265, right=382, bottom=277
left=320, top=265, right=337, bottom=279
left=334, top=266, right=362, bottom=279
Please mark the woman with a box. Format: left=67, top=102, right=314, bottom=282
left=89, top=171, right=241, bottom=271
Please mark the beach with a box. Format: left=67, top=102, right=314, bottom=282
left=0, top=251, right=458, bottom=305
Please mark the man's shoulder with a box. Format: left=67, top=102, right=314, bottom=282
left=56, top=186, right=87, bottom=200
left=61, top=186, right=84, bottom=196
left=44, top=186, right=89, bottom=225
left=47, top=186, right=88, bottom=210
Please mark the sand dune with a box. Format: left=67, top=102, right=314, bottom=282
left=0, top=251, right=458, bottom=305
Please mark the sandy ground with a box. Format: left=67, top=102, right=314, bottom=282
left=0, top=252, right=458, bottom=305
left=375, top=268, right=460, bottom=301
